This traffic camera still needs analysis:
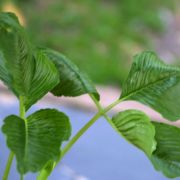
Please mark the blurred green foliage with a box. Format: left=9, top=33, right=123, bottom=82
left=1, top=0, right=178, bottom=85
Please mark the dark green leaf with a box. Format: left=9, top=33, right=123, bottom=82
left=24, top=49, right=59, bottom=110
left=41, top=48, right=100, bottom=100
left=0, top=12, right=35, bottom=95
left=2, top=109, right=71, bottom=174
left=0, top=13, right=60, bottom=110
left=151, top=122, right=180, bottom=178
left=112, top=110, right=156, bottom=157
left=121, top=51, right=180, bottom=121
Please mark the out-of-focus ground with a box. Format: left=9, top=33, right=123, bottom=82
left=0, top=82, right=179, bottom=127
left=0, top=99, right=178, bottom=180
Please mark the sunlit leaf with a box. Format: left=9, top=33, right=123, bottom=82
left=2, top=109, right=71, bottom=174
left=112, top=110, right=156, bottom=156
left=121, top=51, right=180, bottom=121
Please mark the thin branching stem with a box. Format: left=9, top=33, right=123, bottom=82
left=2, top=96, right=26, bottom=180
left=89, top=94, right=121, bottom=134
left=2, top=152, right=14, bottom=180
left=37, top=97, right=123, bottom=180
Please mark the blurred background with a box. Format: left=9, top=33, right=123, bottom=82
left=0, top=0, right=180, bottom=180
left=1, top=0, right=180, bottom=86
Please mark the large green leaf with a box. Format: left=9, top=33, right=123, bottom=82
left=151, top=122, right=180, bottom=178
left=112, top=110, right=156, bottom=157
left=40, top=48, right=100, bottom=100
left=0, top=12, right=35, bottom=95
left=0, top=13, right=60, bottom=110
left=120, top=51, right=180, bottom=121
left=24, top=49, right=59, bottom=110
left=2, top=109, right=71, bottom=174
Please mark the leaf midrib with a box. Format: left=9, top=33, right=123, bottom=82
left=23, top=118, right=29, bottom=164
left=48, top=50, right=92, bottom=94
left=121, top=72, right=180, bottom=101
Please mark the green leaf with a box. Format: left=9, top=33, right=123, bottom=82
left=112, top=110, right=156, bottom=157
left=24, top=49, right=60, bottom=110
left=151, top=122, right=180, bottom=178
left=2, top=109, right=71, bottom=174
left=40, top=48, right=100, bottom=100
left=0, top=12, right=20, bottom=29
left=0, top=13, right=60, bottom=110
left=0, top=50, right=13, bottom=90
left=120, top=51, right=180, bottom=121
left=0, top=12, right=35, bottom=96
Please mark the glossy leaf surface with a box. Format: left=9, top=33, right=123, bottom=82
left=0, top=12, right=34, bottom=95
left=0, top=13, right=60, bottom=110
left=2, top=109, right=71, bottom=174
left=112, top=110, right=156, bottom=156
left=24, top=50, right=59, bottom=110
left=121, top=51, right=180, bottom=121
left=41, top=48, right=100, bottom=100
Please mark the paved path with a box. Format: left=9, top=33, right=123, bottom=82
left=0, top=83, right=179, bottom=126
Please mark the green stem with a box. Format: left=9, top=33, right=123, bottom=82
left=37, top=112, right=102, bottom=180
left=37, top=161, right=55, bottom=180
left=37, top=168, right=51, bottom=180
left=2, top=152, right=14, bottom=180
left=90, top=94, right=112, bottom=122
left=38, top=98, right=123, bottom=180
left=19, top=96, right=25, bottom=118
left=89, top=94, right=120, bottom=133
left=19, top=96, right=26, bottom=180
left=61, top=112, right=101, bottom=158
left=2, top=96, right=25, bottom=180
left=59, top=98, right=122, bottom=161
left=20, top=174, right=24, bottom=180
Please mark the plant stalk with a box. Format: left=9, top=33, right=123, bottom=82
left=20, top=174, right=24, bottom=180
left=37, top=168, right=52, bottom=180
left=38, top=98, right=122, bottom=180
left=89, top=94, right=120, bottom=133
left=2, top=152, right=14, bottom=180
left=2, top=96, right=26, bottom=180
left=58, top=98, right=122, bottom=160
